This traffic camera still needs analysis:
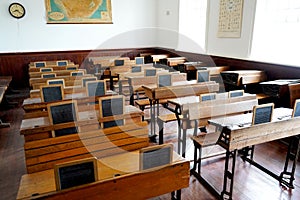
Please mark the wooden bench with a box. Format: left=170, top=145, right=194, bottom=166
left=23, top=121, right=149, bottom=173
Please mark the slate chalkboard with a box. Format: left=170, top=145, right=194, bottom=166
left=144, top=69, right=156, bottom=77
left=48, top=101, right=79, bottom=137
left=66, top=66, right=78, bottom=70
left=57, top=60, right=68, bottom=66
left=40, top=68, right=53, bottom=72
left=82, top=77, right=97, bottom=87
left=99, top=95, right=125, bottom=128
left=114, top=59, right=124, bottom=66
left=41, top=85, right=63, bottom=103
left=47, top=79, right=65, bottom=88
left=140, top=144, right=173, bottom=170
left=42, top=73, right=56, bottom=78
left=86, top=80, right=106, bottom=97
left=135, top=57, right=144, bottom=65
left=293, top=99, right=300, bottom=117
left=34, top=62, right=46, bottom=68
left=252, top=103, right=274, bottom=125
left=197, top=70, right=209, bottom=83
left=229, top=90, right=244, bottom=98
left=200, top=93, right=216, bottom=101
left=131, top=66, right=142, bottom=73
left=71, top=71, right=84, bottom=76
left=54, top=158, right=98, bottom=190
left=158, top=74, right=172, bottom=87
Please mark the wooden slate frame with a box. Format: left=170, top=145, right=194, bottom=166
left=252, top=103, right=274, bottom=125
left=54, top=157, right=98, bottom=191
left=196, top=70, right=210, bottom=83
left=139, top=144, right=173, bottom=171
left=56, top=60, right=69, bottom=67
left=47, top=100, right=79, bottom=137
left=47, top=79, right=65, bottom=88
left=144, top=69, right=157, bottom=77
left=42, top=73, right=56, bottom=78
left=114, top=59, right=125, bottom=66
left=199, top=93, right=217, bottom=102
left=135, top=57, right=144, bottom=65
left=228, top=90, right=244, bottom=98
left=71, top=71, right=85, bottom=76
left=292, top=99, right=300, bottom=117
left=98, top=95, right=125, bottom=128
left=34, top=61, right=46, bottom=68
left=86, top=80, right=107, bottom=97
left=66, top=66, right=78, bottom=71
left=157, top=74, right=172, bottom=88
left=40, top=84, right=64, bottom=103
left=131, top=65, right=142, bottom=73
left=40, top=68, right=53, bottom=72
left=82, top=77, right=98, bottom=87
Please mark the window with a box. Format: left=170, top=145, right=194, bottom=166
left=177, top=0, right=207, bottom=53
left=251, top=0, right=300, bottom=66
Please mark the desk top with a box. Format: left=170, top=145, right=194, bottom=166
left=20, top=105, right=142, bottom=135
left=208, top=108, right=300, bottom=151
left=208, top=107, right=292, bottom=130
left=143, top=81, right=219, bottom=100
left=17, top=150, right=188, bottom=200
left=168, top=93, right=256, bottom=109
left=23, top=90, right=115, bottom=110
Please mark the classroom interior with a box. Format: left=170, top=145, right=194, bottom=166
left=1, top=1, right=300, bottom=200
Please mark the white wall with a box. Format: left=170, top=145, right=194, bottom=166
left=206, top=0, right=256, bottom=58
left=0, top=0, right=158, bottom=53
left=156, top=0, right=180, bottom=49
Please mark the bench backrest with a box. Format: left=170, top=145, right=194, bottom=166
left=185, top=95, right=258, bottom=127
left=24, top=121, right=149, bottom=173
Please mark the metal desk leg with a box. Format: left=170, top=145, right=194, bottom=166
left=279, top=135, right=300, bottom=188
left=221, top=149, right=237, bottom=200
left=171, top=190, right=181, bottom=200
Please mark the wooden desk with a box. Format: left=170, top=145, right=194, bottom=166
left=29, top=74, right=93, bottom=88
left=191, top=108, right=299, bottom=199
left=260, top=79, right=300, bottom=107
left=23, top=91, right=116, bottom=113
left=167, top=93, right=257, bottom=156
left=143, top=81, right=219, bottom=137
left=0, top=76, right=12, bottom=127
left=17, top=151, right=189, bottom=200
left=221, top=70, right=266, bottom=91
left=20, top=105, right=143, bottom=142
left=28, top=64, right=78, bottom=73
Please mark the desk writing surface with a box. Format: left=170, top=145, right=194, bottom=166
left=208, top=108, right=293, bottom=130
left=17, top=151, right=186, bottom=200
left=25, top=90, right=116, bottom=106
left=20, top=105, right=141, bottom=133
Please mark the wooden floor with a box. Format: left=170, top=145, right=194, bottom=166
left=0, top=91, right=300, bottom=200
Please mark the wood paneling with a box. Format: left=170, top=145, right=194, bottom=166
left=0, top=48, right=160, bottom=88
left=2, top=47, right=300, bottom=88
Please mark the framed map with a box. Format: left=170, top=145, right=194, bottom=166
left=45, top=0, right=112, bottom=24
left=218, top=0, right=243, bottom=38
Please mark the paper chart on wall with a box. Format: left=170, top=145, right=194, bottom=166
left=217, top=0, right=244, bottom=38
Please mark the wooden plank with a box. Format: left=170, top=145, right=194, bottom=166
left=226, top=117, right=300, bottom=151
left=17, top=158, right=189, bottom=200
